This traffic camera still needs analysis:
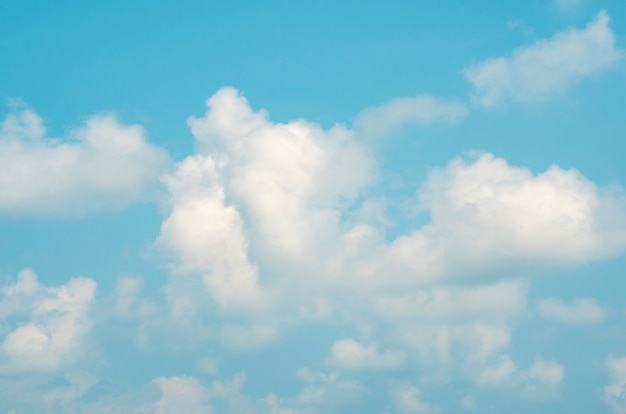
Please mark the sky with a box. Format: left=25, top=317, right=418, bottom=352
left=1, top=0, right=626, bottom=412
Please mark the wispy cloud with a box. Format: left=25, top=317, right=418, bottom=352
left=354, top=94, right=467, bottom=138
left=465, top=11, right=623, bottom=107
left=538, top=298, right=606, bottom=325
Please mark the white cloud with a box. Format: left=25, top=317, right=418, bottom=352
left=464, top=11, right=623, bottom=107
left=0, top=105, right=171, bottom=216
left=187, top=87, right=374, bottom=266
left=392, top=384, right=437, bottom=413
left=401, top=152, right=626, bottom=281
left=0, top=269, right=97, bottom=373
left=44, top=372, right=99, bottom=405
left=153, top=376, right=214, bottom=414
left=330, top=339, right=406, bottom=370
left=155, top=89, right=626, bottom=329
left=538, top=297, right=606, bottom=325
left=220, top=324, right=279, bottom=351
left=373, top=281, right=526, bottom=323
left=604, top=355, right=626, bottom=413
left=475, top=356, right=518, bottom=387
left=129, top=88, right=626, bottom=405
left=112, top=276, right=158, bottom=320
left=155, top=154, right=267, bottom=315
left=296, top=367, right=363, bottom=406
left=475, top=356, right=564, bottom=394
left=153, top=373, right=316, bottom=414
left=354, top=94, right=468, bottom=138
left=460, top=395, right=476, bottom=411
left=527, top=358, right=565, bottom=387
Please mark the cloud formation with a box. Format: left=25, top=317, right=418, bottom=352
left=604, top=356, right=626, bottom=413
left=330, top=339, right=406, bottom=370
left=465, top=11, right=623, bottom=107
left=0, top=269, right=97, bottom=373
left=145, top=89, right=626, bottom=394
left=0, top=106, right=171, bottom=216
left=538, top=297, right=606, bottom=325
left=392, top=384, right=437, bottom=413
left=354, top=94, right=468, bottom=138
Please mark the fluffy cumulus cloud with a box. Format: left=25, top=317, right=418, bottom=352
left=0, top=268, right=97, bottom=373
left=3, top=63, right=624, bottom=410
left=157, top=89, right=626, bottom=308
left=465, top=11, right=624, bottom=107
left=2, top=5, right=626, bottom=413
left=0, top=105, right=171, bottom=216
left=537, top=297, right=606, bottom=325
left=153, top=87, right=376, bottom=323
left=142, top=88, right=626, bottom=403
left=408, top=153, right=626, bottom=279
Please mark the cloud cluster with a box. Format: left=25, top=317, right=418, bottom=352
left=1, top=8, right=625, bottom=411
left=146, top=88, right=625, bottom=401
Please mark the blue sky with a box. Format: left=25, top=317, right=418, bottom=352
left=1, top=0, right=626, bottom=412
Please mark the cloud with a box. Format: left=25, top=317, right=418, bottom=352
left=296, top=367, right=363, bottom=406
left=112, top=275, right=157, bottom=320
left=142, top=89, right=626, bottom=391
left=329, top=339, right=406, bottom=370
left=538, top=297, right=606, bottom=325
left=475, top=356, right=564, bottom=393
left=402, top=152, right=626, bottom=280
left=556, top=0, right=583, bottom=12
left=170, top=89, right=626, bottom=300
left=187, top=87, right=374, bottom=264
left=605, top=356, right=626, bottom=413
left=44, top=372, right=99, bottom=405
left=527, top=359, right=565, bottom=387
left=0, top=269, right=97, bottom=373
left=220, top=324, right=279, bottom=351
left=372, top=281, right=526, bottom=323
left=392, top=384, right=437, bottom=413
left=153, top=373, right=315, bottom=414
left=474, top=356, right=518, bottom=387
left=464, top=11, right=623, bottom=107
left=354, top=94, right=468, bottom=138
left=155, top=154, right=267, bottom=315
left=0, top=105, right=171, bottom=216
left=153, top=376, right=214, bottom=414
